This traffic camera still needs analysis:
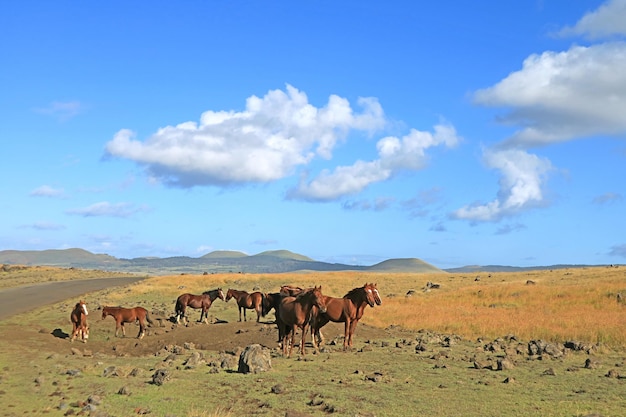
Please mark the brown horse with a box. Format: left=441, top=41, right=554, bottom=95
left=278, top=286, right=327, bottom=357
left=279, top=285, right=304, bottom=296
left=70, top=300, right=89, bottom=343
left=101, top=306, right=153, bottom=339
left=311, top=283, right=380, bottom=350
left=175, top=288, right=225, bottom=324
left=225, top=289, right=264, bottom=322
left=262, top=292, right=287, bottom=343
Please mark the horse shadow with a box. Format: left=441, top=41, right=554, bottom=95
left=51, top=328, right=69, bottom=339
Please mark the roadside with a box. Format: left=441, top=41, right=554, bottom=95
left=0, top=277, right=145, bottom=320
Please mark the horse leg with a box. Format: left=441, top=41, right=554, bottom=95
left=348, top=320, right=359, bottom=347
left=343, top=319, right=351, bottom=350
left=243, top=306, right=247, bottom=322
left=300, top=325, right=309, bottom=356
left=137, top=319, right=145, bottom=339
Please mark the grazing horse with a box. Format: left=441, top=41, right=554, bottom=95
left=225, top=289, right=265, bottom=322
left=175, top=288, right=225, bottom=325
left=70, top=300, right=89, bottom=343
left=101, top=306, right=153, bottom=339
left=311, top=283, right=380, bottom=350
left=278, top=286, right=327, bottom=357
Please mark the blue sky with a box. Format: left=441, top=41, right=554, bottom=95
left=1, top=1, right=625, bottom=268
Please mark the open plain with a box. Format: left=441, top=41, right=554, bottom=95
left=0, top=266, right=624, bottom=416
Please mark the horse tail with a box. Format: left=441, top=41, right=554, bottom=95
left=260, top=293, right=268, bottom=317
left=174, top=297, right=183, bottom=315
left=145, top=310, right=154, bottom=326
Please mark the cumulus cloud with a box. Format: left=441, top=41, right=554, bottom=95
left=456, top=1, right=626, bottom=223
left=105, top=85, right=385, bottom=188
left=474, top=43, right=626, bottom=149
left=452, top=149, right=552, bottom=222
left=66, top=202, right=149, bottom=218
left=30, top=185, right=65, bottom=198
left=557, top=0, right=626, bottom=39
left=288, top=122, right=460, bottom=201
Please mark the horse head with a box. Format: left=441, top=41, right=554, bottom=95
left=371, top=283, right=382, bottom=306
left=311, top=286, right=327, bottom=313
left=79, top=300, right=89, bottom=316
left=225, top=289, right=234, bottom=302
left=363, top=283, right=377, bottom=307
left=217, top=288, right=226, bottom=301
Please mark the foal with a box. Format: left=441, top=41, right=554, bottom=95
left=70, top=300, right=89, bottom=343
left=101, top=306, right=153, bottom=339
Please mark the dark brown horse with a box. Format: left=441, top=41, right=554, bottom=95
left=262, top=292, right=287, bottom=343
left=311, top=283, right=380, bottom=350
left=225, top=289, right=264, bottom=322
left=70, top=300, right=89, bottom=343
left=278, top=286, right=327, bottom=357
left=175, top=288, right=225, bottom=324
left=101, top=306, right=153, bottom=339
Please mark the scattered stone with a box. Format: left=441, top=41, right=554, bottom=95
left=103, top=366, right=119, bottom=377
left=117, top=386, right=131, bottom=395
left=503, top=377, right=516, bottom=384
left=271, top=384, right=285, bottom=394
left=585, top=358, right=600, bottom=369
left=183, top=351, right=205, bottom=369
left=496, top=358, right=515, bottom=371
left=542, top=368, right=556, bottom=376
left=151, top=369, right=171, bottom=386
left=605, top=369, right=620, bottom=378
left=238, top=344, right=272, bottom=374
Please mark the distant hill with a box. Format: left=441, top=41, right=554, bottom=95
left=368, top=258, right=443, bottom=273
left=201, top=250, right=248, bottom=259
left=0, top=248, right=442, bottom=275
left=443, top=264, right=600, bottom=273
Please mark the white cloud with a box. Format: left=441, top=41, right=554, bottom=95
left=288, top=122, right=461, bottom=201
left=456, top=1, right=626, bottom=223
left=29, top=185, right=65, bottom=198
left=474, top=42, right=626, bottom=148
left=557, top=0, right=626, bottom=39
left=66, top=202, right=149, bottom=218
left=105, top=85, right=386, bottom=188
left=33, top=100, right=84, bottom=121
left=452, top=149, right=552, bottom=222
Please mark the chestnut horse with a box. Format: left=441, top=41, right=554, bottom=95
left=278, top=286, right=327, bottom=357
left=225, top=289, right=264, bottom=322
left=175, top=288, right=225, bottom=324
left=70, top=300, right=89, bottom=343
left=311, top=283, right=381, bottom=350
left=101, top=306, right=153, bottom=339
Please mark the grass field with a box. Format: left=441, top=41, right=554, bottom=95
left=0, top=266, right=625, bottom=416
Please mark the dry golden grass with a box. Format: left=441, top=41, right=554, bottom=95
left=124, top=267, right=626, bottom=348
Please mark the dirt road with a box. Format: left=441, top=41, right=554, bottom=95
left=0, top=277, right=144, bottom=320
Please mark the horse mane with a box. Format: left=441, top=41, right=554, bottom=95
left=202, top=288, right=220, bottom=295
left=343, top=286, right=364, bottom=299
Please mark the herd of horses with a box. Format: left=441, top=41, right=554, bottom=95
left=70, top=282, right=382, bottom=357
